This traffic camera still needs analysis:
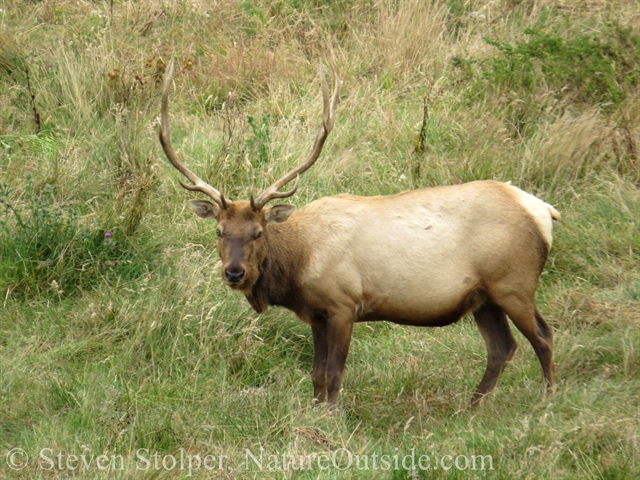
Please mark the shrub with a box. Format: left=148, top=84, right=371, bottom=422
left=0, top=180, right=154, bottom=299
left=482, top=24, right=640, bottom=105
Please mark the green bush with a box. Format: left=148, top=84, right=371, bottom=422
left=0, top=180, right=154, bottom=299
left=483, top=24, right=640, bottom=105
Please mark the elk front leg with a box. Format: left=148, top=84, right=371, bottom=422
left=311, top=323, right=328, bottom=403
left=325, top=309, right=354, bottom=406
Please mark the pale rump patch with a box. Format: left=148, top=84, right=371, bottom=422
left=504, top=184, right=560, bottom=247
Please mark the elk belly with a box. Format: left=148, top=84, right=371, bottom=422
left=356, top=253, right=484, bottom=327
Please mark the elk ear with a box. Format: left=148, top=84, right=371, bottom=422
left=264, top=204, right=296, bottom=224
left=189, top=200, right=221, bottom=219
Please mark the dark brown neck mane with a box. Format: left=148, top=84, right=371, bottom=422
left=245, top=221, right=306, bottom=314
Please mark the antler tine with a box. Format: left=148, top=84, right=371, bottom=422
left=252, top=66, right=342, bottom=211
left=159, top=58, right=230, bottom=208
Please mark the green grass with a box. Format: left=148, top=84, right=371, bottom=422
left=1, top=0, right=639, bottom=478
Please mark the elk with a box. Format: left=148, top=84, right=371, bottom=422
left=160, top=59, right=560, bottom=407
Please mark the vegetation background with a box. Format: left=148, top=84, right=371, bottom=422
left=1, top=0, right=639, bottom=478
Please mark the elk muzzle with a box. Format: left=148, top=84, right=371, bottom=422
left=224, top=266, right=246, bottom=285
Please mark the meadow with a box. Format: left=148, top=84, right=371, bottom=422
left=1, top=0, right=639, bottom=478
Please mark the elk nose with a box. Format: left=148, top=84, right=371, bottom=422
left=225, top=268, right=245, bottom=284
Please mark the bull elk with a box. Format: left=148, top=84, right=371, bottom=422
left=160, top=59, right=560, bottom=407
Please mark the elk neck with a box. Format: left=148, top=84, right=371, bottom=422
left=244, top=216, right=308, bottom=314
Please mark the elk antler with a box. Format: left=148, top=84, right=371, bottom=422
left=160, top=58, right=230, bottom=208
left=251, top=66, right=342, bottom=211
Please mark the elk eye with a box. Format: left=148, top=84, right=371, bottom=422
left=215, top=228, right=222, bottom=238
left=255, top=231, right=263, bottom=239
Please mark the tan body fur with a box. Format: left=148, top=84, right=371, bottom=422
left=286, top=181, right=557, bottom=327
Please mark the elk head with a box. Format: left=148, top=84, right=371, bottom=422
left=159, top=59, right=341, bottom=291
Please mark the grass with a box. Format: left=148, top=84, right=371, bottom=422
left=1, top=0, right=639, bottom=478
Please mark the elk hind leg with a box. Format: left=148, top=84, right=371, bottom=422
left=471, top=302, right=518, bottom=406
left=497, top=295, right=555, bottom=392
left=533, top=307, right=555, bottom=391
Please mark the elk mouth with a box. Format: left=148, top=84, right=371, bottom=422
left=225, top=279, right=246, bottom=289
